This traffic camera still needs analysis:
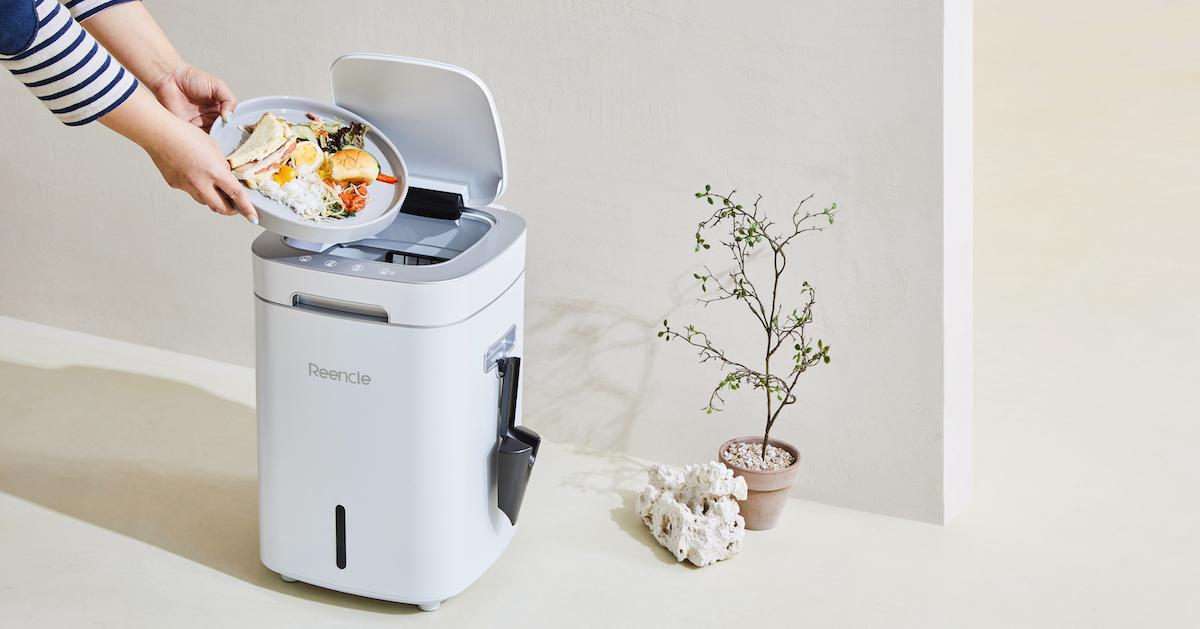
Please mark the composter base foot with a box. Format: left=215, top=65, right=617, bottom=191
left=418, top=601, right=441, bottom=612
left=280, top=574, right=298, bottom=583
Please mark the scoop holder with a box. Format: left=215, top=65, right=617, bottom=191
left=496, top=357, right=540, bottom=525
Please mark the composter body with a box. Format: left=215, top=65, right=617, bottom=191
left=252, top=206, right=528, bottom=606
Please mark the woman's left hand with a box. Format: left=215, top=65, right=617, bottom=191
left=150, top=63, right=236, bottom=132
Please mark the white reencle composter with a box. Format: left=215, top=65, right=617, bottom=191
left=234, top=55, right=539, bottom=612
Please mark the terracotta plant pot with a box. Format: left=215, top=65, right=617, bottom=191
left=718, top=436, right=801, bottom=530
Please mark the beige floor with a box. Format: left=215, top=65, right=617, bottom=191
left=4, top=2, right=1200, bottom=626
left=1, top=270, right=1198, bottom=629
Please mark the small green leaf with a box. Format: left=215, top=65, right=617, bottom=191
left=705, top=184, right=711, bottom=192
left=707, top=197, right=714, bottom=205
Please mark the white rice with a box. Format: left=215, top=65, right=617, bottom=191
left=257, top=171, right=336, bottom=221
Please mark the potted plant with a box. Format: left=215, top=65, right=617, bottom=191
left=659, top=185, right=838, bottom=530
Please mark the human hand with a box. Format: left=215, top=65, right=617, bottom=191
left=150, top=63, right=236, bottom=132
left=145, top=117, right=258, bottom=223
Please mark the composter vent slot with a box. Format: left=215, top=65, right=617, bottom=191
left=385, top=250, right=448, bottom=266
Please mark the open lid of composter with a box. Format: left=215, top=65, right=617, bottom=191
left=331, top=55, right=508, bottom=211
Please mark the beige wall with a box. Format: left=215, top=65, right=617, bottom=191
left=0, top=1, right=967, bottom=522
left=975, top=0, right=1200, bottom=503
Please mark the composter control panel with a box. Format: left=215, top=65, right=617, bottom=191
left=290, top=253, right=406, bottom=279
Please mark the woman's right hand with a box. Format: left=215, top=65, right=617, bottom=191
left=100, top=87, right=258, bottom=223
left=144, top=117, right=258, bottom=223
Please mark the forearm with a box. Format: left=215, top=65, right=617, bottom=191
left=98, top=83, right=179, bottom=151
left=77, top=1, right=181, bottom=92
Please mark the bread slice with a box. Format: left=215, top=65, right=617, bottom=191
left=226, top=113, right=292, bottom=169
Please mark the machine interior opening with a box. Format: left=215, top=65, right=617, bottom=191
left=286, top=209, right=494, bottom=267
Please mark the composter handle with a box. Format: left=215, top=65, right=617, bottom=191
left=496, top=356, right=540, bottom=525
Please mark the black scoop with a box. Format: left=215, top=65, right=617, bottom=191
left=496, top=356, right=540, bottom=525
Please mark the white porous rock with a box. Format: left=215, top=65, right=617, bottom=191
left=635, top=461, right=748, bottom=567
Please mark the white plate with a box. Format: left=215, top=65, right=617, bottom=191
left=209, top=96, right=408, bottom=243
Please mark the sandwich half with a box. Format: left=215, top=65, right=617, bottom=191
left=226, top=113, right=296, bottom=188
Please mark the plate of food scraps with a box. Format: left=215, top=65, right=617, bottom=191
left=210, top=95, right=409, bottom=244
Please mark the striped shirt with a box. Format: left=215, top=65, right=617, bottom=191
left=1, top=0, right=140, bottom=126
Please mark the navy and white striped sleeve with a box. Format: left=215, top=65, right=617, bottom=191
left=63, top=0, right=136, bottom=22
left=1, top=0, right=140, bottom=126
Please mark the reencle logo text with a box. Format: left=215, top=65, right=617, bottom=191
left=308, top=362, right=372, bottom=385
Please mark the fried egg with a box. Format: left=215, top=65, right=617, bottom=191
left=290, top=141, right=325, bottom=174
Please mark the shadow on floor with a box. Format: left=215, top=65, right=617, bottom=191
left=609, top=490, right=695, bottom=568
left=0, top=360, right=416, bottom=615
left=555, top=448, right=690, bottom=568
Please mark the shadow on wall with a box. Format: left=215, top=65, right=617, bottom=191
left=525, top=297, right=659, bottom=452
left=525, top=261, right=748, bottom=455
left=0, top=361, right=417, bottom=615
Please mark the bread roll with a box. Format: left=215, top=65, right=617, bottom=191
left=328, top=148, right=380, bottom=184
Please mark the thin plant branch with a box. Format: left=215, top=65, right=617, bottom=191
left=659, top=184, right=839, bottom=463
